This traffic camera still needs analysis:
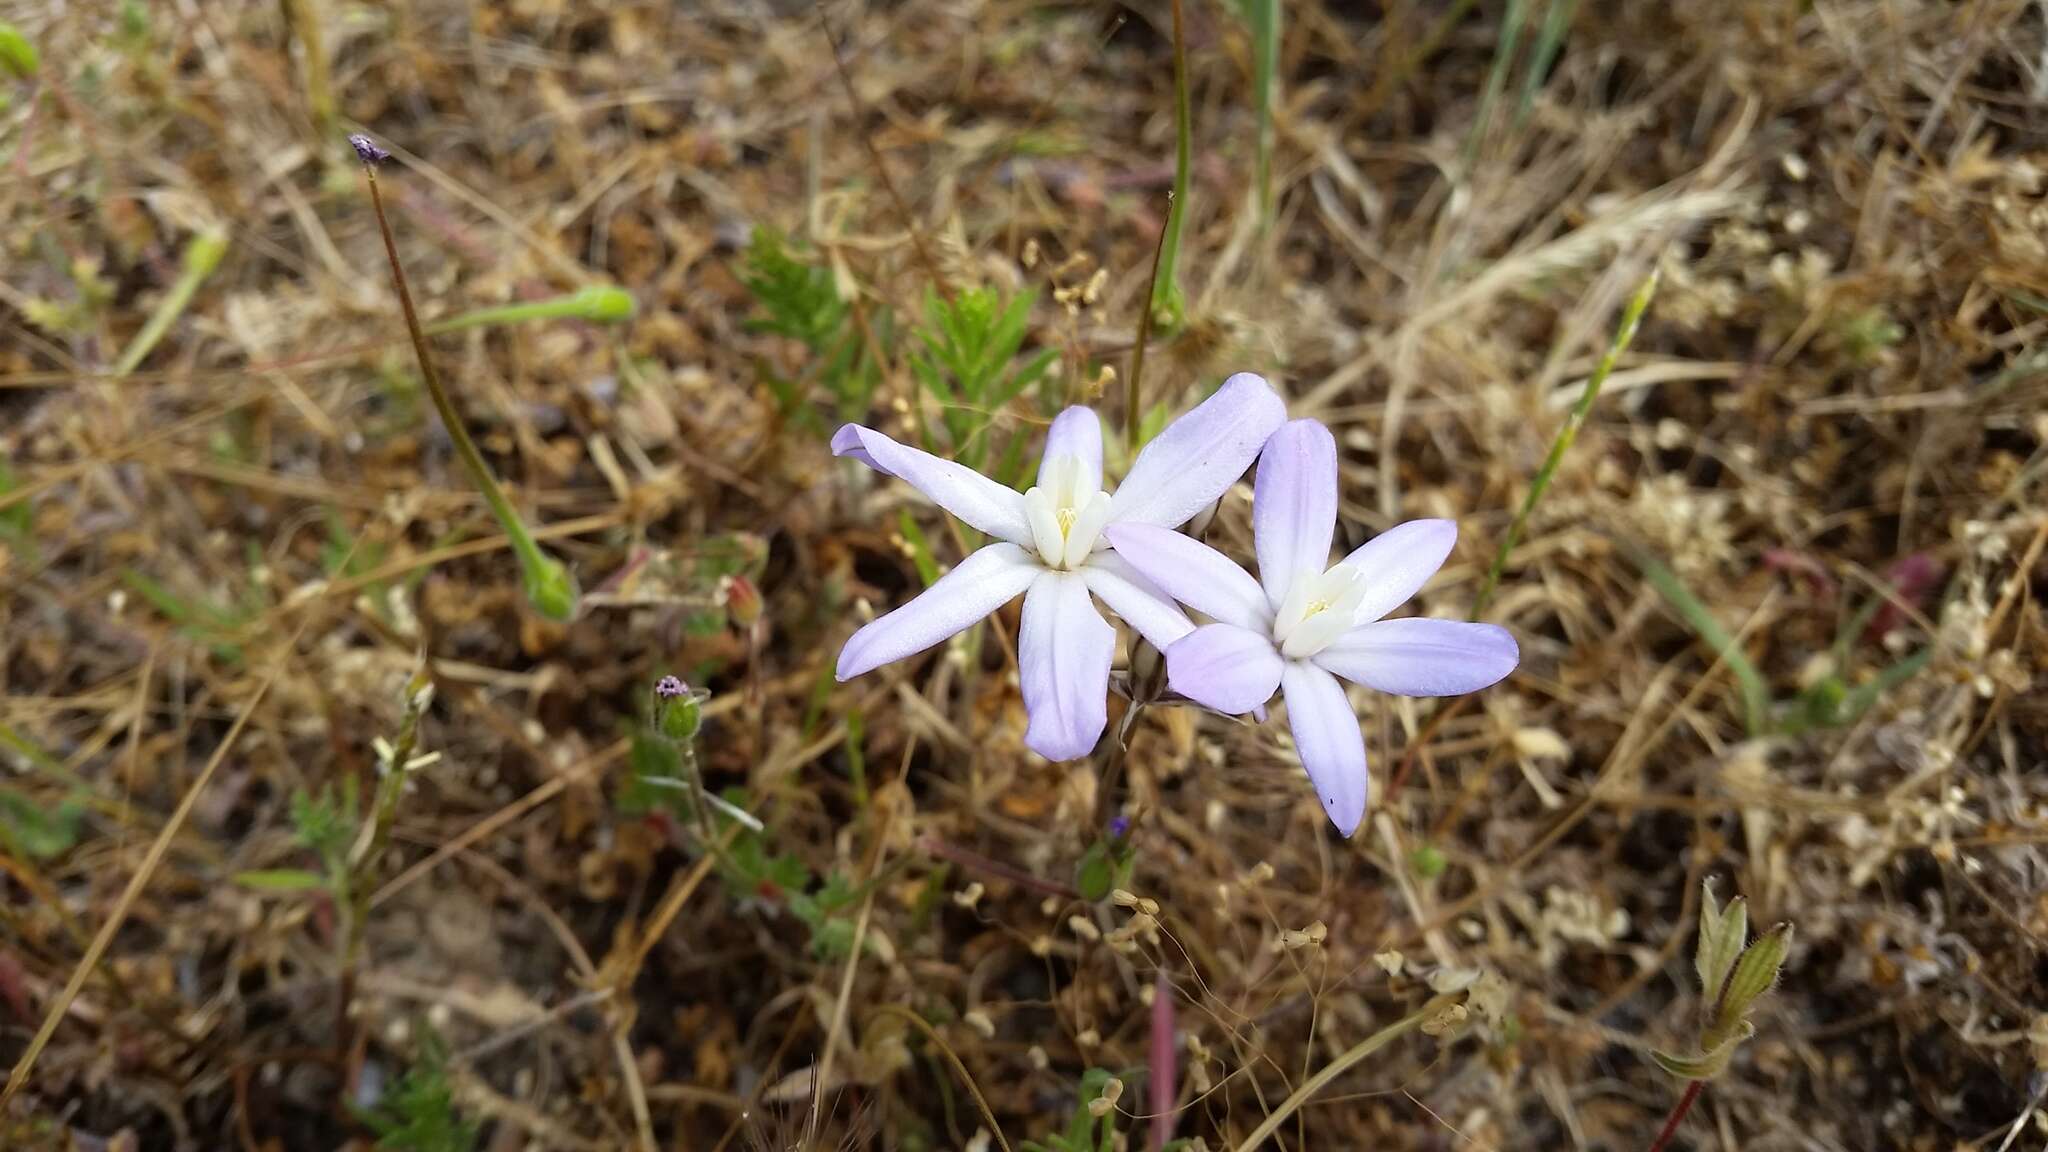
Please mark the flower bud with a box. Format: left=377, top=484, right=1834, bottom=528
left=723, top=574, right=763, bottom=630
left=569, top=284, right=636, bottom=324
left=654, top=676, right=702, bottom=742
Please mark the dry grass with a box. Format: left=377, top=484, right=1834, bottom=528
left=2, top=1, right=2046, bottom=1150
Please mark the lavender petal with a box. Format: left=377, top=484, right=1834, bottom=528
left=1164, top=623, right=1284, bottom=715
left=833, top=423, right=1033, bottom=546
left=1080, top=552, right=1195, bottom=651
left=1314, top=617, right=1519, bottom=696
left=1110, top=373, right=1285, bottom=530
left=836, top=543, right=1038, bottom=679
left=1018, top=571, right=1115, bottom=761
left=1253, top=419, right=1339, bottom=610
left=1101, top=522, right=1271, bottom=630
left=1281, top=662, right=1368, bottom=836
left=1337, top=518, right=1458, bottom=624
left=1039, top=406, right=1104, bottom=493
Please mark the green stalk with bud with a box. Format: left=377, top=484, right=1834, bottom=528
left=425, top=284, right=635, bottom=336
left=1648, top=880, right=1794, bottom=1151
left=350, top=134, right=583, bottom=620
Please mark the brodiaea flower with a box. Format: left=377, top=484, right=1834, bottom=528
left=834, top=373, right=1286, bottom=760
left=1104, top=419, right=1518, bottom=835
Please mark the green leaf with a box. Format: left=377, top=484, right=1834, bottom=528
left=0, top=22, right=39, bottom=80
left=1695, top=882, right=1746, bottom=1008
left=1075, top=841, right=1115, bottom=903
left=360, top=1029, right=477, bottom=1152
left=1635, top=550, right=1771, bottom=737
left=0, top=792, right=84, bottom=860
left=1718, top=922, right=1792, bottom=1027
left=233, top=868, right=327, bottom=893
left=1649, top=1021, right=1752, bottom=1082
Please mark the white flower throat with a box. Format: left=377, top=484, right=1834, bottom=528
left=1023, top=454, right=1112, bottom=571
left=1271, top=563, right=1366, bottom=658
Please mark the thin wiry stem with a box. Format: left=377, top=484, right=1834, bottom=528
left=818, top=3, right=953, bottom=303
left=1646, top=1079, right=1705, bottom=1152
left=355, top=144, right=577, bottom=620
left=1227, top=997, right=1451, bottom=1151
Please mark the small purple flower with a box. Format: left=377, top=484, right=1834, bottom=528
left=1105, top=419, right=1518, bottom=836
left=348, top=133, right=391, bottom=167
left=655, top=675, right=688, bottom=700
left=835, top=374, right=1287, bottom=761
left=1107, top=814, right=1131, bottom=840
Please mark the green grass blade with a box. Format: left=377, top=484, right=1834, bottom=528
left=112, top=230, right=226, bottom=377
left=1635, top=552, right=1772, bottom=738
left=1512, top=0, right=1577, bottom=132
left=1462, top=0, right=1530, bottom=169
left=1474, top=268, right=1658, bottom=617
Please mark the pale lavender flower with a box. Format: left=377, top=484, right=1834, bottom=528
left=834, top=374, right=1287, bottom=761
left=1104, top=419, right=1518, bottom=835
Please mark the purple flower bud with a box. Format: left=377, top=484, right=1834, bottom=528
left=655, top=675, right=688, bottom=700
left=1107, top=815, right=1131, bottom=840
left=349, top=134, right=391, bottom=167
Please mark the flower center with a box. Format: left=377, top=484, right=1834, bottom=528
left=1023, top=454, right=1112, bottom=570
left=1271, top=563, right=1366, bottom=658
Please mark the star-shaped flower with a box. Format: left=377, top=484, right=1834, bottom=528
left=834, top=374, right=1287, bottom=760
left=1105, top=418, right=1518, bottom=834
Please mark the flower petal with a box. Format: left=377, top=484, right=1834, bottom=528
left=1166, top=624, right=1283, bottom=715
left=833, top=423, right=1032, bottom=545
left=1338, top=518, right=1458, bottom=624
left=836, top=543, right=1038, bottom=680
left=1110, top=373, right=1286, bottom=529
left=1081, top=552, right=1194, bottom=651
left=1254, top=419, right=1338, bottom=610
left=1280, top=662, right=1368, bottom=836
left=1039, top=407, right=1104, bottom=493
left=1101, top=522, right=1270, bottom=630
left=1019, top=571, right=1115, bottom=761
left=1314, top=618, right=1519, bottom=696
left=830, top=424, right=885, bottom=473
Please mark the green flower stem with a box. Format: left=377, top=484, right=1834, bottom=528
left=337, top=671, right=433, bottom=1099
left=424, top=284, right=635, bottom=336
left=358, top=155, right=577, bottom=620
left=1149, top=0, right=1192, bottom=326
left=1246, top=0, right=1279, bottom=229
left=111, top=230, right=227, bottom=377
left=1473, top=267, right=1658, bottom=617
left=1127, top=191, right=1172, bottom=456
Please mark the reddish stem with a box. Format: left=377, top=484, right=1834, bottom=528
left=1648, top=1080, right=1705, bottom=1152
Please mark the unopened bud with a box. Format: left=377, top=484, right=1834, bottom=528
left=1717, top=923, right=1792, bottom=1029
left=723, top=574, right=763, bottom=629
left=349, top=133, right=391, bottom=168
left=569, top=284, right=636, bottom=324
